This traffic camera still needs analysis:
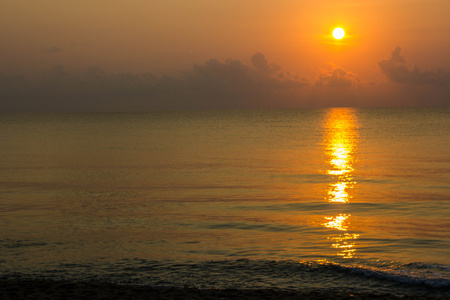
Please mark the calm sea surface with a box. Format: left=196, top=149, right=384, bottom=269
left=0, top=108, right=449, bottom=295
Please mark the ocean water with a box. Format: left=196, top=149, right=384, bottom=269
left=0, top=108, right=449, bottom=296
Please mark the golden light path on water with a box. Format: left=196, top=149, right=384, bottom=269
left=322, top=108, right=359, bottom=259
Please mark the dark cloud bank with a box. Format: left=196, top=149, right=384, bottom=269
left=1, top=49, right=449, bottom=112
left=378, top=47, right=450, bottom=86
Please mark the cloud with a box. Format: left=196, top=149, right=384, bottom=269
left=188, top=55, right=307, bottom=93
left=316, top=66, right=360, bottom=88
left=251, top=53, right=281, bottom=74
left=176, top=54, right=309, bottom=109
left=1, top=50, right=448, bottom=112
left=0, top=54, right=309, bottom=111
left=378, top=47, right=450, bottom=86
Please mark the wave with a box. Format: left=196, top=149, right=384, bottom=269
left=1, top=259, right=449, bottom=296
left=331, top=261, right=450, bottom=289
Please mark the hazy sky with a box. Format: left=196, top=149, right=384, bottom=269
left=1, top=0, right=449, bottom=111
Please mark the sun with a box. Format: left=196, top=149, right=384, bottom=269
left=332, top=28, right=345, bottom=40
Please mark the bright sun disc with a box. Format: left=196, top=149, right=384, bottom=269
left=333, top=28, right=345, bottom=39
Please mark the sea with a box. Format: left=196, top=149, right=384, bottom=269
left=0, top=107, right=449, bottom=296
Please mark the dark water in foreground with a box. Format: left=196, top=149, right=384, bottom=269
left=0, top=108, right=449, bottom=296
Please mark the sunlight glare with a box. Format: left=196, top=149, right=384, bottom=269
left=330, top=233, right=360, bottom=258
left=324, top=108, right=358, bottom=203
left=322, top=108, right=360, bottom=259
left=323, top=214, right=350, bottom=231
left=333, top=27, right=345, bottom=40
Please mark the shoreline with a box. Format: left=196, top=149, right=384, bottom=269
left=1, top=279, right=448, bottom=300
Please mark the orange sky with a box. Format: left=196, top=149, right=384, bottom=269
left=1, top=0, right=449, bottom=111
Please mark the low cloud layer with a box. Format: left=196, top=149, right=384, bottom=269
left=0, top=53, right=310, bottom=111
left=316, top=67, right=361, bottom=88
left=378, top=47, right=450, bottom=86
left=0, top=50, right=449, bottom=111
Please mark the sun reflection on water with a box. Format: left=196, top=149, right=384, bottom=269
left=324, top=108, right=358, bottom=203
left=323, top=108, right=359, bottom=258
left=329, top=233, right=360, bottom=259
left=327, top=182, right=350, bottom=203
left=323, top=214, right=350, bottom=231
